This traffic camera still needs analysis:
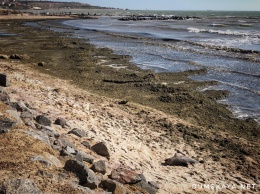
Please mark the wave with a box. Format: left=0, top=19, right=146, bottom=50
left=187, top=27, right=260, bottom=38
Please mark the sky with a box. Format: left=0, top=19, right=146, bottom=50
left=78, top=0, right=260, bottom=11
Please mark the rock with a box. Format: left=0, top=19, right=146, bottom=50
left=0, top=117, right=16, bottom=134
left=45, top=153, right=63, bottom=168
left=91, top=160, right=106, bottom=174
left=8, top=101, right=28, bottom=112
left=0, top=73, right=10, bottom=87
left=59, top=135, right=76, bottom=149
left=61, top=146, right=77, bottom=156
left=135, top=179, right=159, bottom=194
left=164, top=153, right=197, bottom=167
left=10, top=54, right=29, bottom=60
left=68, top=128, right=86, bottom=137
left=118, top=100, right=128, bottom=105
left=6, top=110, right=22, bottom=124
left=31, top=155, right=52, bottom=168
left=91, top=142, right=110, bottom=159
left=78, top=151, right=94, bottom=164
left=22, top=130, right=50, bottom=145
left=0, top=92, right=10, bottom=102
left=1, top=178, right=42, bottom=194
left=20, top=111, right=34, bottom=119
left=40, top=126, right=60, bottom=138
left=100, top=179, right=127, bottom=193
left=75, top=152, right=84, bottom=162
left=0, top=54, right=9, bottom=59
left=69, top=182, right=94, bottom=194
left=82, top=140, right=91, bottom=149
left=38, top=62, right=45, bottom=67
left=54, top=117, right=67, bottom=128
left=35, top=115, right=51, bottom=126
left=64, top=159, right=99, bottom=189
left=110, top=165, right=142, bottom=184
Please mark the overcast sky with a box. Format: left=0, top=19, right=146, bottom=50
left=79, top=0, right=260, bottom=11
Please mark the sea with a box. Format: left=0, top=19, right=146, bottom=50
left=36, top=9, right=260, bottom=123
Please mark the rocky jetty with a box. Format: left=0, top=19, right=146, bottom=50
left=118, top=15, right=201, bottom=21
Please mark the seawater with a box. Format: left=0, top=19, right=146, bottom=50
left=60, top=10, right=260, bottom=123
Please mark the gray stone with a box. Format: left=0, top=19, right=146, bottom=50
left=40, top=126, right=60, bottom=138
left=8, top=101, right=28, bottom=112
left=31, top=155, right=52, bottom=168
left=10, top=54, right=29, bottom=60
left=1, top=178, right=42, bottom=194
left=68, top=128, right=86, bottom=137
left=0, top=73, right=10, bottom=87
left=20, top=111, right=34, bottom=119
left=6, top=110, right=22, bottom=124
left=100, top=179, right=127, bottom=194
left=22, top=130, right=50, bottom=145
left=64, top=159, right=99, bottom=189
left=91, top=160, right=106, bottom=174
left=135, top=179, right=159, bottom=194
left=59, top=135, right=76, bottom=149
left=35, top=115, right=51, bottom=126
left=0, top=117, right=16, bottom=134
left=91, top=142, right=110, bottom=159
left=78, top=151, right=94, bottom=164
left=82, top=140, right=91, bottom=149
left=54, top=117, right=67, bottom=128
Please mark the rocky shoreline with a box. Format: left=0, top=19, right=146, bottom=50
left=0, top=18, right=259, bottom=193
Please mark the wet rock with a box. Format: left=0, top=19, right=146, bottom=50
left=64, top=159, right=99, bottom=189
left=164, top=153, right=197, bottom=167
left=82, top=140, right=91, bottom=149
left=91, top=160, right=106, bottom=174
left=54, top=117, right=67, bottom=128
left=0, top=73, right=10, bottom=87
left=68, top=128, right=86, bottom=137
left=110, top=165, right=142, bottom=184
left=0, top=117, right=16, bottom=134
left=1, top=178, right=42, bottom=194
left=91, top=142, right=110, bottom=159
left=35, top=115, right=51, bottom=126
left=100, top=179, right=127, bottom=193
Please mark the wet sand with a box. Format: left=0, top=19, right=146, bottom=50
left=0, top=18, right=259, bottom=193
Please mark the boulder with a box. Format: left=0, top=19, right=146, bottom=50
left=110, top=165, right=142, bottom=184
left=68, top=128, right=86, bottom=137
left=91, top=160, right=106, bottom=174
left=0, top=73, right=10, bottom=87
left=35, top=115, right=51, bottom=126
left=91, top=142, right=110, bottom=159
left=1, top=178, right=42, bottom=194
left=60, top=146, right=77, bottom=156
left=78, top=151, right=94, bottom=164
left=135, top=179, right=159, bottom=194
left=54, top=117, right=67, bottom=128
left=100, top=179, right=127, bottom=194
left=64, top=159, right=99, bottom=189
left=58, top=135, right=76, bottom=149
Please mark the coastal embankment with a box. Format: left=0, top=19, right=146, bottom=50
left=0, top=18, right=259, bottom=193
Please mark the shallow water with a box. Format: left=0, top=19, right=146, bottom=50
left=62, top=11, right=260, bottom=122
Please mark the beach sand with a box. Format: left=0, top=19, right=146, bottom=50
left=0, top=17, right=259, bottom=193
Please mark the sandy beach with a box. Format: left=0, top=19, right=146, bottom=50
left=0, top=16, right=259, bottom=193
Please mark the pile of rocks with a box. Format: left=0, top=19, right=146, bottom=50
left=0, top=73, right=159, bottom=194
left=118, top=15, right=202, bottom=21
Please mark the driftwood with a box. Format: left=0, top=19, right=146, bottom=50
left=164, top=153, right=197, bottom=167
